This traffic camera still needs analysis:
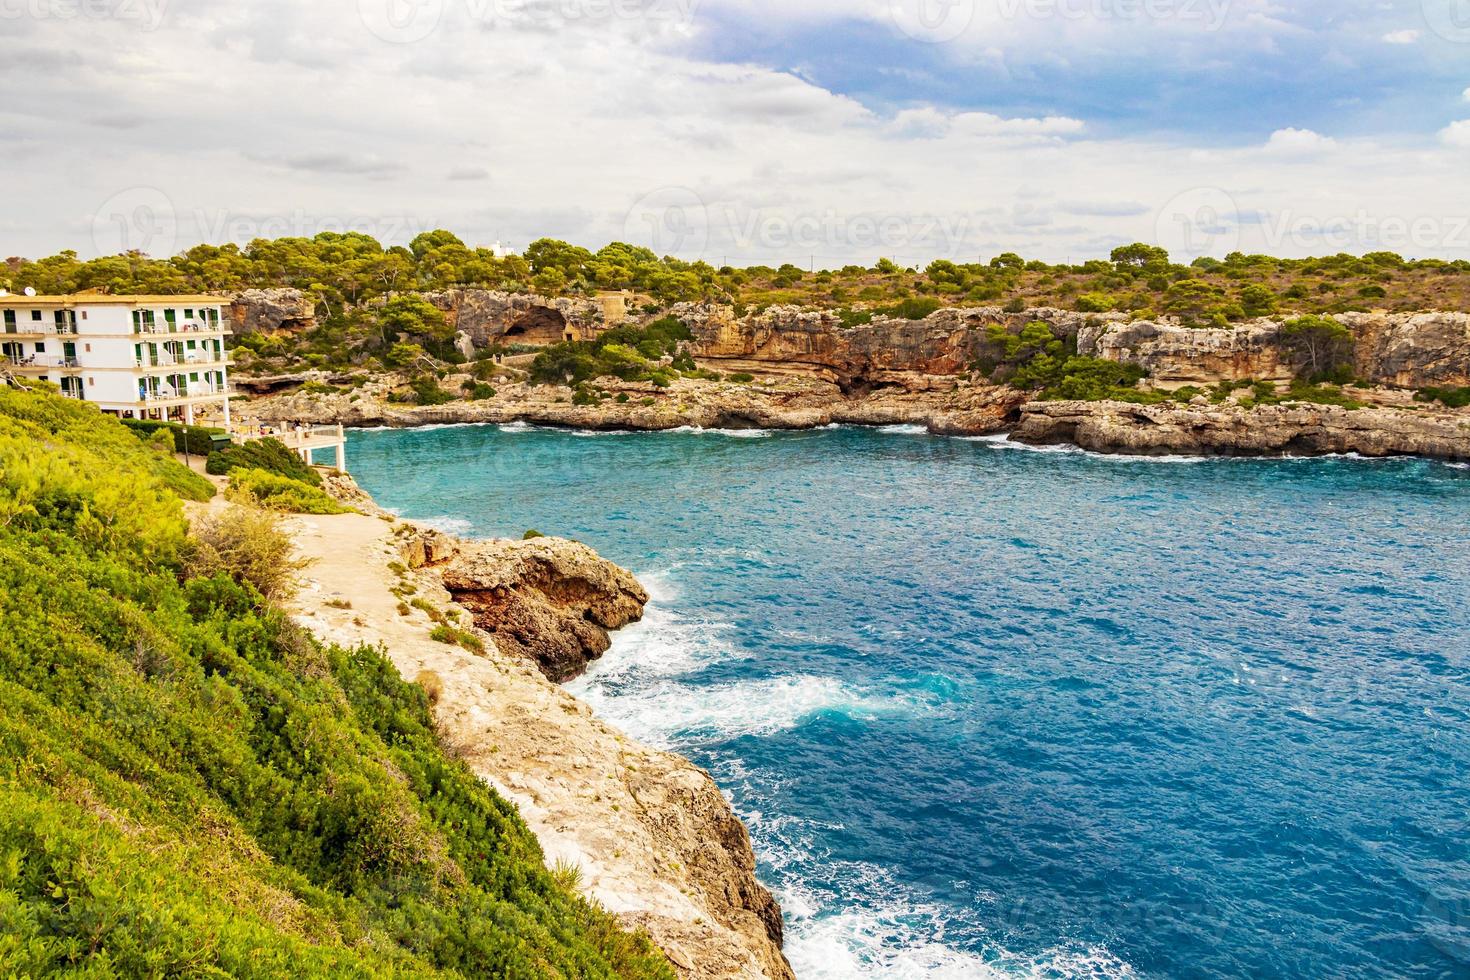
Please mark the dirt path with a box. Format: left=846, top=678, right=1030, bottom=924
left=272, top=504, right=791, bottom=980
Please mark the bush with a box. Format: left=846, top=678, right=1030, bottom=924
left=207, top=437, right=322, bottom=486
left=0, top=384, right=673, bottom=978
left=121, top=418, right=227, bottom=456
left=184, top=504, right=309, bottom=600
left=226, top=468, right=350, bottom=514
left=880, top=297, right=942, bottom=320
left=1416, top=385, right=1470, bottom=409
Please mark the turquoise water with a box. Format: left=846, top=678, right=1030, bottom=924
left=350, top=423, right=1470, bottom=979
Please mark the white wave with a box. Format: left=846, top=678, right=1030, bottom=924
left=876, top=423, right=931, bottom=435
left=1445, top=461, right=1470, bottom=470
left=416, top=515, right=474, bottom=535
left=497, top=421, right=534, bottom=432
left=567, top=673, right=903, bottom=748
left=662, top=424, right=774, bottom=438
left=783, top=892, right=1137, bottom=980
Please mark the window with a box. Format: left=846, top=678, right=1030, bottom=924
left=84, top=344, right=91, bottom=353
left=81, top=311, right=88, bottom=320
left=31, top=310, right=42, bottom=321
left=164, top=309, right=177, bottom=326
left=88, top=377, right=95, bottom=386
left=3, top=311, right=14, bottom=332
left=35, top=343, right=45, bottom=353
left=184, top=309, right=194, bottom=319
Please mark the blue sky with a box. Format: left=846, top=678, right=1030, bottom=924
left=683, top=1, right=1470, bottom=140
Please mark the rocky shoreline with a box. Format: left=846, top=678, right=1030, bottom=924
left=244, top=372, right=1470, bottom=462
left=284, top=474, right=795, bottom=980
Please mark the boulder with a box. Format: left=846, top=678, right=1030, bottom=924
left=441, top=537, right=648, bottom=681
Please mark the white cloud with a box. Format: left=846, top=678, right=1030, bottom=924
left=1463, top=87, right=1470, bottom=103
left=2, top=0, right=1468, bottom=265
left=1382, top=29, right=1420, bottom=44
left=1264, top=128, right=1338, bottom=155
left=1441, top=121, right=1470, bottom=148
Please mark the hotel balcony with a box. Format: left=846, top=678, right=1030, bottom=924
left=6, top=355, right=82, bottom=372
left=2, top=324, right=79, bottom=339
left=134, top=321, right=232, bottom=336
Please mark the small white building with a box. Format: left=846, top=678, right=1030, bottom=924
left=0, top=293, right=234, bottom=426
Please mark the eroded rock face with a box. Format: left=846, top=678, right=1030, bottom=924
left=676, top=303, right=1111, bottom=385
left=425, top=289, right=606, bottom=347
left=1076, top=319, right=1296, bottom=382
left=1013, top=399, right=1470, bottom=459
left=1344, top=311, right=1470, bottom=388
left=441, top=537, right=649, bottom=682
left=230, top=288, right=316, bottom=335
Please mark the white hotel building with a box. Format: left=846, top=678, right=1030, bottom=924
left=0, top=294, right=234, bottom=425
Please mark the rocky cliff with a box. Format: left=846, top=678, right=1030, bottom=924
left=672, top=303, right=1470, bottom=390
left=440, top=537, right=649, bottom=682
left=1014, top=399, right=1470, bottom=459
left=282, top=498, right=793, bottom=980
left=229, top=287, right=316, bottom=334
left=425, top=288, right=612, bottom=347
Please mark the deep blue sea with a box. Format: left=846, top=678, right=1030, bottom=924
left=350, top=423, right=1470, bottom=979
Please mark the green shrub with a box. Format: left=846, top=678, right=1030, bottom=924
left=880, top=297, right=942, bottom=320
left=121, top=418, right=227, bottom=456
left=207, top=437, right=322, bottom=486
left=1415, top=385, right=1470, bottom=409
left=226, top=468, right=350, bottom=514
left=0, top=385, right=671, bottom=977
left=728, top=373, right=755, bottom=383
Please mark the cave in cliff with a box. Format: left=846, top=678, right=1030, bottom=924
left=504, top=307, right=571, bottom=345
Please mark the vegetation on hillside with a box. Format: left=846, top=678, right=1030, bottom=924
left=8, top=235, right=1470, bottom=382
left=0, top=385, right=673, bottom=978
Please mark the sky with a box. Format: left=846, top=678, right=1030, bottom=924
left=3, top=0, right=1470, bottom=265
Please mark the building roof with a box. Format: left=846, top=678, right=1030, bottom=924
left=0, top=293, right=231, bottom=308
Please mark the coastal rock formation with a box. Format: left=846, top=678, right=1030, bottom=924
left=1076, top=319, right=1296, bottom=382
left=282, top=507, right=793, bottom=979
left=1344, top=311, right=1470, bottom=388
left=440, top=537, right=650, bottom=682
left=229, top=287, right=316, bottom=334
left=675, top=302, right=1108, bottom=385
left=425, top=288, right=609, bottom=347
left=1013, top=399, right=1470, bottom=459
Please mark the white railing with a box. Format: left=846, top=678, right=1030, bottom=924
left=6, top=355, right=79, bottom=369
left=141, top=384, right=234, bottom=402
left=135, top=321, right=225, bottom=335
left=2, top=325, right=77, bottom=337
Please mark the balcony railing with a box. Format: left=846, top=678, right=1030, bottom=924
left=140, top=384, right=235, bottom=402
left=134, top=321, right=227, bottom=335
left=136, top=352, right=230, bottom=368
left=2, top=324, right=78, bottom=337
left=6, top=355, right=80, bottom=369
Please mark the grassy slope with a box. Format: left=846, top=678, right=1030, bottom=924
left=0, top=386, right=671, bottom=978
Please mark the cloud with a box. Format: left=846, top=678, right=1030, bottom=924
left=3, top=0, right=1469, bottom=266
left=1463, top=87, right=1470, bottom=103
left=1441, top=121, right=1470, bottom=148
left=1381, top=29, right=1419, bottom=44
left=1264, top=128, right=1337, bottom=155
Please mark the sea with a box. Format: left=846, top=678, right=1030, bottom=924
left=350, top=421, right=1470, bottom=979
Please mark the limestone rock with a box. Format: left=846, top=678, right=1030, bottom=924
left=442, top=537, right=649, bottom=681
left=1013, top=399, right=1470, bottom=459
left=229, top=288, right=316, bottom=335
